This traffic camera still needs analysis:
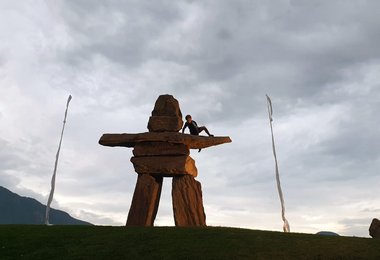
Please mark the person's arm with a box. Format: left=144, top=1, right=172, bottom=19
left=182, top=122, right=188, bottom=133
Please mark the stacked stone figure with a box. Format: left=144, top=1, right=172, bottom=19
left=99, top=95, right=231, bottom=227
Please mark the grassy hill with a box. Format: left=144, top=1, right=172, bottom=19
left=0, top=225, right=379, bottom=259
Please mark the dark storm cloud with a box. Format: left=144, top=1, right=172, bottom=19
left=56, top=1, right=184, bottom=67
left=46, top=1, right=380, bottom=120
left=190, top=0, right=380, bottom=118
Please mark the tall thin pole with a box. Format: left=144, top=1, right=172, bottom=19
left=45, top=95, right=72, bottom=225
left=266, top=94, right=290, bottom=232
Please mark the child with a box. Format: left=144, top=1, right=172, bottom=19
left=182, top=115, right=213, bottom=152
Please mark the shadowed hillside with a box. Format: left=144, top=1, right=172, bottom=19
left=0, top=186, right=91, bottom=225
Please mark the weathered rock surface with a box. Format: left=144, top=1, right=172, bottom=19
left=147, top=116, right=183, bottom=132
left=126, top=174, right=163, bottom=226
left=133, top=142, right=189, bottom=157
left=369, top=218, right=380, bottom=238
left=151, top=94, right=182, bottom=117
left=99, top=132, right=232, bottom=149
left=131, top=155, right=197, bottom=177
left=172, top=175, right=206, bottom=226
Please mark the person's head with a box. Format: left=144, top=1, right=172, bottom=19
left=185, top=114, right=192, bottom=123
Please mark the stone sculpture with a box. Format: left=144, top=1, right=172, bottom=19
left=99, top=94, right=231, bottom=227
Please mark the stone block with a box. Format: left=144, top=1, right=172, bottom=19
left=172, top=175, right=206, bottom=226
left=130, top=155, right=197, bottom=177
left=126, top=174, right=163, bottom=226
left=369, top=218, right=380, bottom=238
left=151, top=94, right=182, bottom=117
left=133, top=142, right=189, bottom=157
left=147, top=116, right=183, bottom=132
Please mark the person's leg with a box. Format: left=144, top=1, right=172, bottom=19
left=197, top=127, right=213, bottom=153
left=198, top=126, right=213, bottom=136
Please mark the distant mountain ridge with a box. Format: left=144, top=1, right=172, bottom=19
left=0, top=186, right=91, bottom=225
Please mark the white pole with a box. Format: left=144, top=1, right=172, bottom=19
left=45, top=95, right=72, bottom=225
left=266, top=94, right=290, bottom=232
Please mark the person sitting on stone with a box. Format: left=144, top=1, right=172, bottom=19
left=182, top=114, right=214, bottom=137
left=182, top=115, right=213, bottom=152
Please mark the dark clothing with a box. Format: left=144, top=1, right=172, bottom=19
left=183, top=120, right=199, bottom=135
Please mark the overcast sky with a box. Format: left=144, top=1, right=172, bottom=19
left=1, top=0, right=380, bottom=237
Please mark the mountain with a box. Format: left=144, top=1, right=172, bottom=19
left=0, top=186, right=91, bottom=225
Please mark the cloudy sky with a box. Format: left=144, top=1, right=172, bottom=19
left=1, top=0, right=380, bottom=237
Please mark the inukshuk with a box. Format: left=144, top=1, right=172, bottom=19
left=99, top=95, right=231, bottom=227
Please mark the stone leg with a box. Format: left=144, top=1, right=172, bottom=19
left=126, top=174, right=163, bottom=226
left=172, top=175, right=206, bottom=226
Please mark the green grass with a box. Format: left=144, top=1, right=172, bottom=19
left=0, top=225, right=379, bottom=259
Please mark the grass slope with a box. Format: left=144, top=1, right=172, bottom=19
left=0, top=225, right=379, bottom=259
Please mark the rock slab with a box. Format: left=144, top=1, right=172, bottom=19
left=131, top=155, right=197, bottom=177
left=133, top=142, right=189, bottom=157
left=369, top=218, right=380, bottom=238
left=172, top=175, right=206, bottom=226
left=99, top=132, right=232, bottom=149
left=126, top=174, right=163, bottom=226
